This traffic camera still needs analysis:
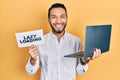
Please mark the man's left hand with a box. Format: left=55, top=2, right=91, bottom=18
left=82, top=49, right=101, bottom=63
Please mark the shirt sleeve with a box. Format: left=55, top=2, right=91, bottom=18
left=25, top=56, right=40, bottom=75
left=75, top=37, right=88, bottom=75
left=76, top=59, right=88, bottom=75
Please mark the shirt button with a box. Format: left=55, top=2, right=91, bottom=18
left=31, top=70, right=33, bottom=72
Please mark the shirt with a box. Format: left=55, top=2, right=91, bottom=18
left=26, top=32, right=88, bottom=80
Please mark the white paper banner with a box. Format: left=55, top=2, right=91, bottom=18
left=15, top=29, right=44, bottom=48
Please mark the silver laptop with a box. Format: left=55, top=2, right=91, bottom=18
left=64, top=24, right=112, bottom=58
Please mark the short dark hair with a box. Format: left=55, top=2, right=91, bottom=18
left=48, top=3, right=67, bottom=18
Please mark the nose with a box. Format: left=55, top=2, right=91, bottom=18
left=56, top=17, right=62, bottom=23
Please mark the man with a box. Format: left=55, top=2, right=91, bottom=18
left=26, top=3, right=101, bottom=80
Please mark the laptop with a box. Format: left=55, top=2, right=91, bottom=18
left=64, top=24, right=112, bottom=58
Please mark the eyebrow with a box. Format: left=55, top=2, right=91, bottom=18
left=50, top=14, right=66, bottom=17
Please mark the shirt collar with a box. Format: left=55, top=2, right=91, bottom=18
left=50, top=31, right=66, bottom=40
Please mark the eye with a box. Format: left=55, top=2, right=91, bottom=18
left=51, top=15, right=56, bottom=19
left=61, top=15, right=66, bottom=18
left=61, top=16, right=65, bottom=18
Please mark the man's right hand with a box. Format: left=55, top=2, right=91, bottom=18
left=28, top=45, right=39, bottom=66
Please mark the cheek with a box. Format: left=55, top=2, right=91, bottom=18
left=62, top=19, right=67, bottom=24
left=50, top=20, right=56, bottom=25
left=50, top=18, right=56, bottom=22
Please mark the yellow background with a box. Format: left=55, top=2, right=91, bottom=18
left=0, top=0, right=120, bottom=80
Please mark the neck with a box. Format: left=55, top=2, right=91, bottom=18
left=52, top=31, right=65, bottom=42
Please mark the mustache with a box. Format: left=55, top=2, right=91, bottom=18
left=53, top=22, right=65, bottom=25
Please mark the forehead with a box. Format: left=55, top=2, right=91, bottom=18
left=50, top=8, right=66, bottom=15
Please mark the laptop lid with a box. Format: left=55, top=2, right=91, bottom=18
left=84, top=24, right=112, bottom=58
left=64, top=24, right=112, bottom=58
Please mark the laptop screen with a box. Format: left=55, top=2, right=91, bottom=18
left=84, top=24, right=112, bottom=58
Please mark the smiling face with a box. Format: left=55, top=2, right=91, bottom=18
left=48, top=7, right=68, bottom=34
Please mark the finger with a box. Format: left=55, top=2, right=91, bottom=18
left=31, top=54, right=38, bottom=60
left=29, top=49, right=38, bottom=56
left=32, top=52, right=39, bottom=57
left=29, top=49, right=39, bottom=58
left=29, top=45, right=38, bottom=53
left=30, top=47, right=38, bottom=52
left=92, top=51, right=96, bottom=59
left=30, top=50, right=39, bottom=58
left=98, top=49, right=101, bottom=57
left=94, top=48, right=101, bottom=59
left=87, top=57, right=93, bottom=60
left=95, top=49, right=101, bottom=57
left=95, top=49, right=99, bottom=57
left=29, top=44, right=37, bottom=50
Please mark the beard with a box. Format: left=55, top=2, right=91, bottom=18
left=50, top=22, right=67, bottom=34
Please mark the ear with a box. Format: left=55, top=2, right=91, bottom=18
left=48, top=17, right=50, bottom=23
left=66, top=16, right=68, bottom=21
